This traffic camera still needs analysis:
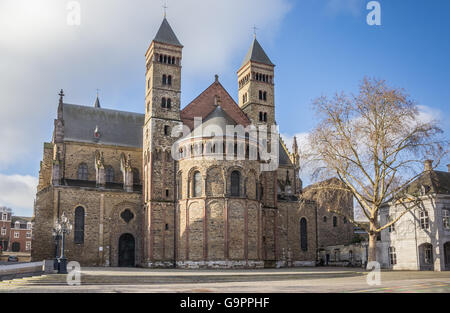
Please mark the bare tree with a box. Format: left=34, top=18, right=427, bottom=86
left=306, top=77, right=448, bottom=264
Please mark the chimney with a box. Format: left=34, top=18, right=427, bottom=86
left=424, top=160, right=433, bottom=171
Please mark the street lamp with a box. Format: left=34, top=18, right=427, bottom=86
left=53, top=212, right=72, bottom=274
left=51, top=227, right=61, bottom=270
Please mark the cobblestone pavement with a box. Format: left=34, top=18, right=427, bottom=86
left=0, top=267, right=449, bottom=293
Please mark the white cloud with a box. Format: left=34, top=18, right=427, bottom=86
left=280, top=132, right=309, bottom=153
left=0, top=0, right=291, bottom=170
left=0, top=174, right=37, bottom=216
left=281, top=132, right=317, bottom=184
left=417, top=105, right=442, bottom=124
left=324, top=0, right=362, bottom=17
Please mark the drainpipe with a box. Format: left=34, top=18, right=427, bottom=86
left=413, top=208, right=419, bottom=270
left=173, top=160, right=177, bottom=269
left=315, top=204, right=318, bottom=264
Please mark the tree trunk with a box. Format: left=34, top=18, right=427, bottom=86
left=368, top=232, right=378, bottom=265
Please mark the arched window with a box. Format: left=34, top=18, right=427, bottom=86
left=259, top=90, right=263, bottom=100
left=164, top=125, right=170, bottom=136
left=259, top=112, right=263, bottom=122
left=77, top=163, right=88, bottom=180
left=263, top=113, right=267, bottom=122
left=333, top=216, right=338, bottom=227
left=163, top=55, right=167, bottom=63
left=162, top=75, right=167, bottom=85
left=132, top=168, right=140, bottom=184
left=420, top=210, right=430, bottom=229
left=323, top=216, right=327, bottom=223
left=300, top=218, right=308, bottom=251
left=177, top=175, right=182, bottom=200
left=193, top=171, right=202, bottom=197
left=263, top=91, right=267, bottom=101
left=105, top=166, right=114, bottom=183
left=168, top=75, right=172, bottom=86
left=231, top=171, right=241, bottom=197
left=74, top=206, right=85, bottom=244
left=167, top=98, right=172, bottom=109
left=161, top=97, right=167, bottom=108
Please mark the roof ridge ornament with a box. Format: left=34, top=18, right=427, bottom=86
left=94, top=90, right=101, bottom=108
left=94, top=125, right=101, bottom=141
left=59, top=89, right=65, bottom=104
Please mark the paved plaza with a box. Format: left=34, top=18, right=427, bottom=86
left=0, top=267, right=449, bottom=293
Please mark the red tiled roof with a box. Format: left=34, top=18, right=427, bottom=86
left=181, top=81, right=251, bottom=130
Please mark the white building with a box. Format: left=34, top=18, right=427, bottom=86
left=378, top=162, right=450, bottom=271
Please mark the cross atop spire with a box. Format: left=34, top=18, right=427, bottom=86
left=253, top=25, right=258, bottom=38
left=162, top=1, right=168, bottom=17
left=58, top=89, right=65, bottom=103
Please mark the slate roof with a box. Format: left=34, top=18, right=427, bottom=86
left=181, top=80, right=251, bottom=130
left=11, top=216, right=31, bottom=223
left=62, top=103, right=144, bottom=148
left=241, top=38, right=274, bottom=67
left=190, top=105, right=237, bottom=136
left=153, top=18, right=182, bottom=47
left=401, top=170, right=450, bottom=196
left=278, top=140, right=292, bottom=166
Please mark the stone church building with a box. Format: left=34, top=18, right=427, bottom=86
left=31, top=18, right=353, bottom=268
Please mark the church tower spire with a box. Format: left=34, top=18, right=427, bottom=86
left=93, top=92, right=101, bottom=108
left=143, top=16, right=183, bottom=266
left=237, top=37, right=275, bottom=127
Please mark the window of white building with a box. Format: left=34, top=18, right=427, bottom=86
left=1, top=228, right=6, bottom=236
left=2, top=213, right=6, bottom=221
left=27, top=222, right=32, bottom=230
left=14, top=232, right=19, bottom=238
left=26, top=232, right=31, bottom=238
left=26, top=242, right=31, bottom=251
left=424, top=245, right=433, bottom=264
left=388, top=247, right=397, bottom=265
left=419, top=210, right=430, bottom=230
left=388, top=216, right=396, bottom=233
left=443, top=209, right=450, bottom=230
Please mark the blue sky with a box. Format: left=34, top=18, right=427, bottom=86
left=0, top=0, right=449, bottom=216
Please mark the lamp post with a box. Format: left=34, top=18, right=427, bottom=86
left=52, top=227, right=61, bottom=270
left=53, top=212, right=72, bottom=274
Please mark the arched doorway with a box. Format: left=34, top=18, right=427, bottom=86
left=118, top=233, right=135, bottom=267
left=444, top=242, right=450, bottom=271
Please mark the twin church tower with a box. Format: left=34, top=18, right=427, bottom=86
left=141, top=17, right=307, bottom=268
